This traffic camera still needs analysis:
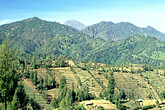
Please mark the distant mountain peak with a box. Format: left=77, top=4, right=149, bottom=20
left=24, top=17, right=42, bottom=23
left=62, top=20, right=87, bottom=30
left=146, top=26, right=157, bottom=31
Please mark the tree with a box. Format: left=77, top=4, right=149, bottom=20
left=58, top=76, right=67, bottom=102
left=12, top=84, right=29, bottom=110
left=33, top=71, right=38, bottom=85
left=31, top=56, right=37, bottom=69
left=120, top=89, right=126, bottom=100
left=65, top=90, right=73, bottom=107
left=115, top=92, right=125, bottom=110
left=115, top=99, right=124, bottom=110
left=59, top=75, right=67, bottom=89
left=0, top=41, right=19, bottom=110
left=51, top=98, right=59, bottom=108
left=75, top=105, right=86, bottom=110
left=59, top=90, right=73, bottom=109
left=30, top=71, right=34, bottom=83
left=147, top=92, right=152, bottom=99
left=160, top=90, right=165, bottom=100
left=106, top=72, right=115, bottom=102
left=30, top=98, right=41, bottom=110
left=54, top=56, right=68, bottom=67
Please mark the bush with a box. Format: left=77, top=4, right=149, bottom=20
left=30, top=98, right=41, bottom=110
left=75, top=105, right=86, bottom=110
left=142, top=105, right=155, bottom=110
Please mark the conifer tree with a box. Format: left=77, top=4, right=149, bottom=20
left=106, top=72, right=115, bottom=102
left=0, top=41, right=19, bottom=110
left=12, top=84, right=29, bottom=110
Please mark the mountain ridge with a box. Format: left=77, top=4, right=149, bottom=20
left=82, top=21, right=165, bottom=41
left=0, top=17, right=165, bottom=65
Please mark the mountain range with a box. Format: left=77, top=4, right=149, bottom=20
left=82, top=21, right=165, bottom=41
left=0, top=17, right=165, bottom=65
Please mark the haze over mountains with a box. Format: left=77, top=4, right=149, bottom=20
left=62, top=20, right=87, bottom=30
left=0, top=17, right=165, bottom=65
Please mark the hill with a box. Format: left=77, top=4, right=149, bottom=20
left=82, top=21, right=165, bottom=41
left=0, top=17, right=165, bottom=65
left=0, top=17, right=77, bottom=56
left=62, top=20, right=87, bottom=30
left=83, top=35, right=165, bottom=65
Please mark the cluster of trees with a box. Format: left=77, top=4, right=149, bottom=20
left=54, top=56, right=69, bottom=67
left=51, top=75, right=95, bottom=109
left=31, top=56, right=53, bottom=69
left=0, top=41, right=41, bottom=110
left=142, top=65, right=154, bottom=71
left=29, top=70, right=57, bottom=91
left=30, top=55, right=69, bottom=70
left=100, top=72, right=126, bottom=110
left=159, top=90, right=165, bottom=100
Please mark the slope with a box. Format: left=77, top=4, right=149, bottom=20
left=0, top=17, right=165, bottom=65
left=0, top=17, right=77, bottom=56
left=83, top=35, right=165, bottom=65
left=82, top=21, right=165, bottom=41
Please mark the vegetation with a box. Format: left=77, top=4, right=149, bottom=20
left=0, top=41, right=19, bottom=110
left=82, top=21, right=165, bottom=41
left=1, top=17, right=165, bottom=65
left=0, top=17, right=165, bottom=110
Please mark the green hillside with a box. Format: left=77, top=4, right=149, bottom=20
left=84, top=35, right=165, bottom=65
left=82, top=21, right=165, bottom=41
left=0, top=17, right=77, bottom=56
left=0, top=17, right=165, bottom=65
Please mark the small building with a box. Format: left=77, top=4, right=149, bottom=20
left=136, top=99, right=143, bottom=102
left=84, top=101, right=93, bottom=106
left=95, top=105, right=103, bottom=109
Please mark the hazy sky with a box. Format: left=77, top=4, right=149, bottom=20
left=0, top=0, right=165, bottom=32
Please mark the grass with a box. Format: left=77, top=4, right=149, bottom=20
left=74, top=68, right=103, bottom=96
left=113, top=72, right=158, bottom=99
left=141, top=71, right=165, bottom=98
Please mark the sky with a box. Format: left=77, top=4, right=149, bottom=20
left=0, top=0, right=165, bottom=32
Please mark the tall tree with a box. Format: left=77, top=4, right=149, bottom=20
left=106, top=72, right=115, bottom=102
left=12, top=84, right=29, bottom=110
left=0, top=40, right=19, bottom=110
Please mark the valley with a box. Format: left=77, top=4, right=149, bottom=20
left=0, top=17, right=165, bottom=110
left=20, top=59, right=165, bottom=109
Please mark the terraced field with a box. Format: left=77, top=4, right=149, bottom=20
left=113, top=72, right=159, bottom=99
left=141, top=70, right=165, bottom=95
left=22, top=61, right=165, bottom=109
left=23, top=79, right=49, bottom=109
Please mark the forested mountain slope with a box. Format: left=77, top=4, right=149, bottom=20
left=0, top=17, right=165, bottom=65
left=83, top=35, right=165, bottom=65
left=82, top=21, right=165, bottom=41
left=0, top=17, right=77, bottom=56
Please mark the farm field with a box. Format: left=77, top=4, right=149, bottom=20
left=20, top=61, right=165, bottom=109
